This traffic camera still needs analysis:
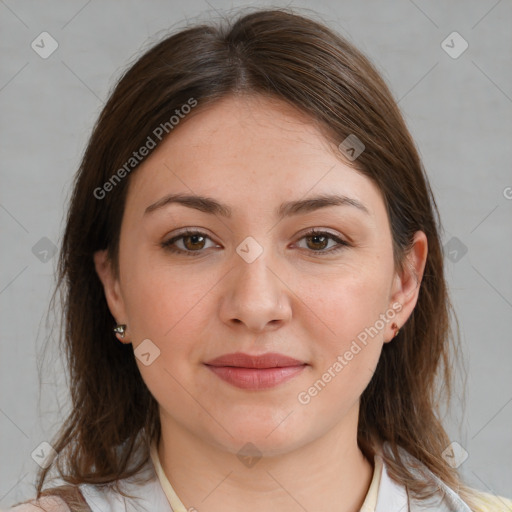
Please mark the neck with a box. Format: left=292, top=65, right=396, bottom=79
left=157, top=405, right=374, bottom=512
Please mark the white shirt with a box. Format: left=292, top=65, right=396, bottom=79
left=10, top=440, right=511, bottom=511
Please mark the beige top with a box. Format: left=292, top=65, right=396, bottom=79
left=149, top=439, right=384, bottom=511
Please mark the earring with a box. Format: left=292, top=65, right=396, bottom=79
left=391, top=322, right=400, bottom=338
left=113, top=324, right=127, bottom=340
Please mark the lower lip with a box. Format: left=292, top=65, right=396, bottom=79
left=205, top=364, right=306, bottom=390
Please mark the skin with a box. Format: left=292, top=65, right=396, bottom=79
left=94, top=94, right=427, bottom=512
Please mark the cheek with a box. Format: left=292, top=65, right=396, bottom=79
left=126, top=266, right=210, bottom=414
left=296, top=273, right=387, bottom=417
left=301, top=264, right=392, bottom=342
left=297, top=262, right=391, bottom=394
left=120, top=248, right=214, bottom=341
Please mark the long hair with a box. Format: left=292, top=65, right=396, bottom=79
left=14, top=6, right=484, bottom=511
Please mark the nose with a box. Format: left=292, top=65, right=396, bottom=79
left=219, top=249, right=292, bottom=333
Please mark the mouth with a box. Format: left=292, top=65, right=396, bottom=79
left=203, top=352, right=308, bottom=390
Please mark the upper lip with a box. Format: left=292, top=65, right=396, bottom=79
left=204, top=352, right=306, bottom=368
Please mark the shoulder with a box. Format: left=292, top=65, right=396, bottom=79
left=7, top=495, right=71, bottom=512
left=469, top=489, right=512, bottom=512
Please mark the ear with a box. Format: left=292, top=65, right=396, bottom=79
left=93, top=249, right=128, bottom=326
left=386, top=230, right=428, bottom=343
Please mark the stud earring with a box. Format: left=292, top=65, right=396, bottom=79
left=113, top=324, right=127, bottom=340
left=391, top=322, right=400, bottom=338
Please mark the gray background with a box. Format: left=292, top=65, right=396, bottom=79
left=1, top=0, right=511, bottom=508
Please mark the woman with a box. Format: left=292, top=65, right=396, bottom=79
left=9, top=7, right=511, bottom=512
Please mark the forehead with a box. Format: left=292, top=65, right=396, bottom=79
left=124, top=94, right=385, bottom=222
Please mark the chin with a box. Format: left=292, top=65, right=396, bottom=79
left=209, top=414, right=309, bottom=457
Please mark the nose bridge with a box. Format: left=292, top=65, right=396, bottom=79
left=233, top=242, right=279, bottom=302
left=219, top=237, right=291, bottom=330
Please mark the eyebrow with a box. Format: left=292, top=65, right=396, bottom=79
left=144, top=192, right=370, bottom=219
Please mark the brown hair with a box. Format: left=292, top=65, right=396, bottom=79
left=13, top=6, right=485, bottom=511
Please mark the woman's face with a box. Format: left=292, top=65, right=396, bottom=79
left=95, top=94, right=426, bottom=457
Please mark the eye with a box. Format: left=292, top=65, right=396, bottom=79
left=295, top=229, right=349, bottom=254
left=161, top=228, right=349, bottom=257
left=161, top=230, right=218, bottom=256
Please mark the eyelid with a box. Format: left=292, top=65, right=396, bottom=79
left=166, top=227, right=215, bottom=240
left=295, top=226, right=344, bottom=239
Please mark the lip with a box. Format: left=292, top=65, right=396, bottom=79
left=205, top=352, right=305, bottom=368
left=204, top=352, right=307, bottom=390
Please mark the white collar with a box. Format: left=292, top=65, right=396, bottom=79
left=375, top=454, right=409, bottom=511
left=379, top=442, right=473, bottom=512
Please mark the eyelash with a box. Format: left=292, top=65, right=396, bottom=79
left=161, top=228, right=350, bottom=257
